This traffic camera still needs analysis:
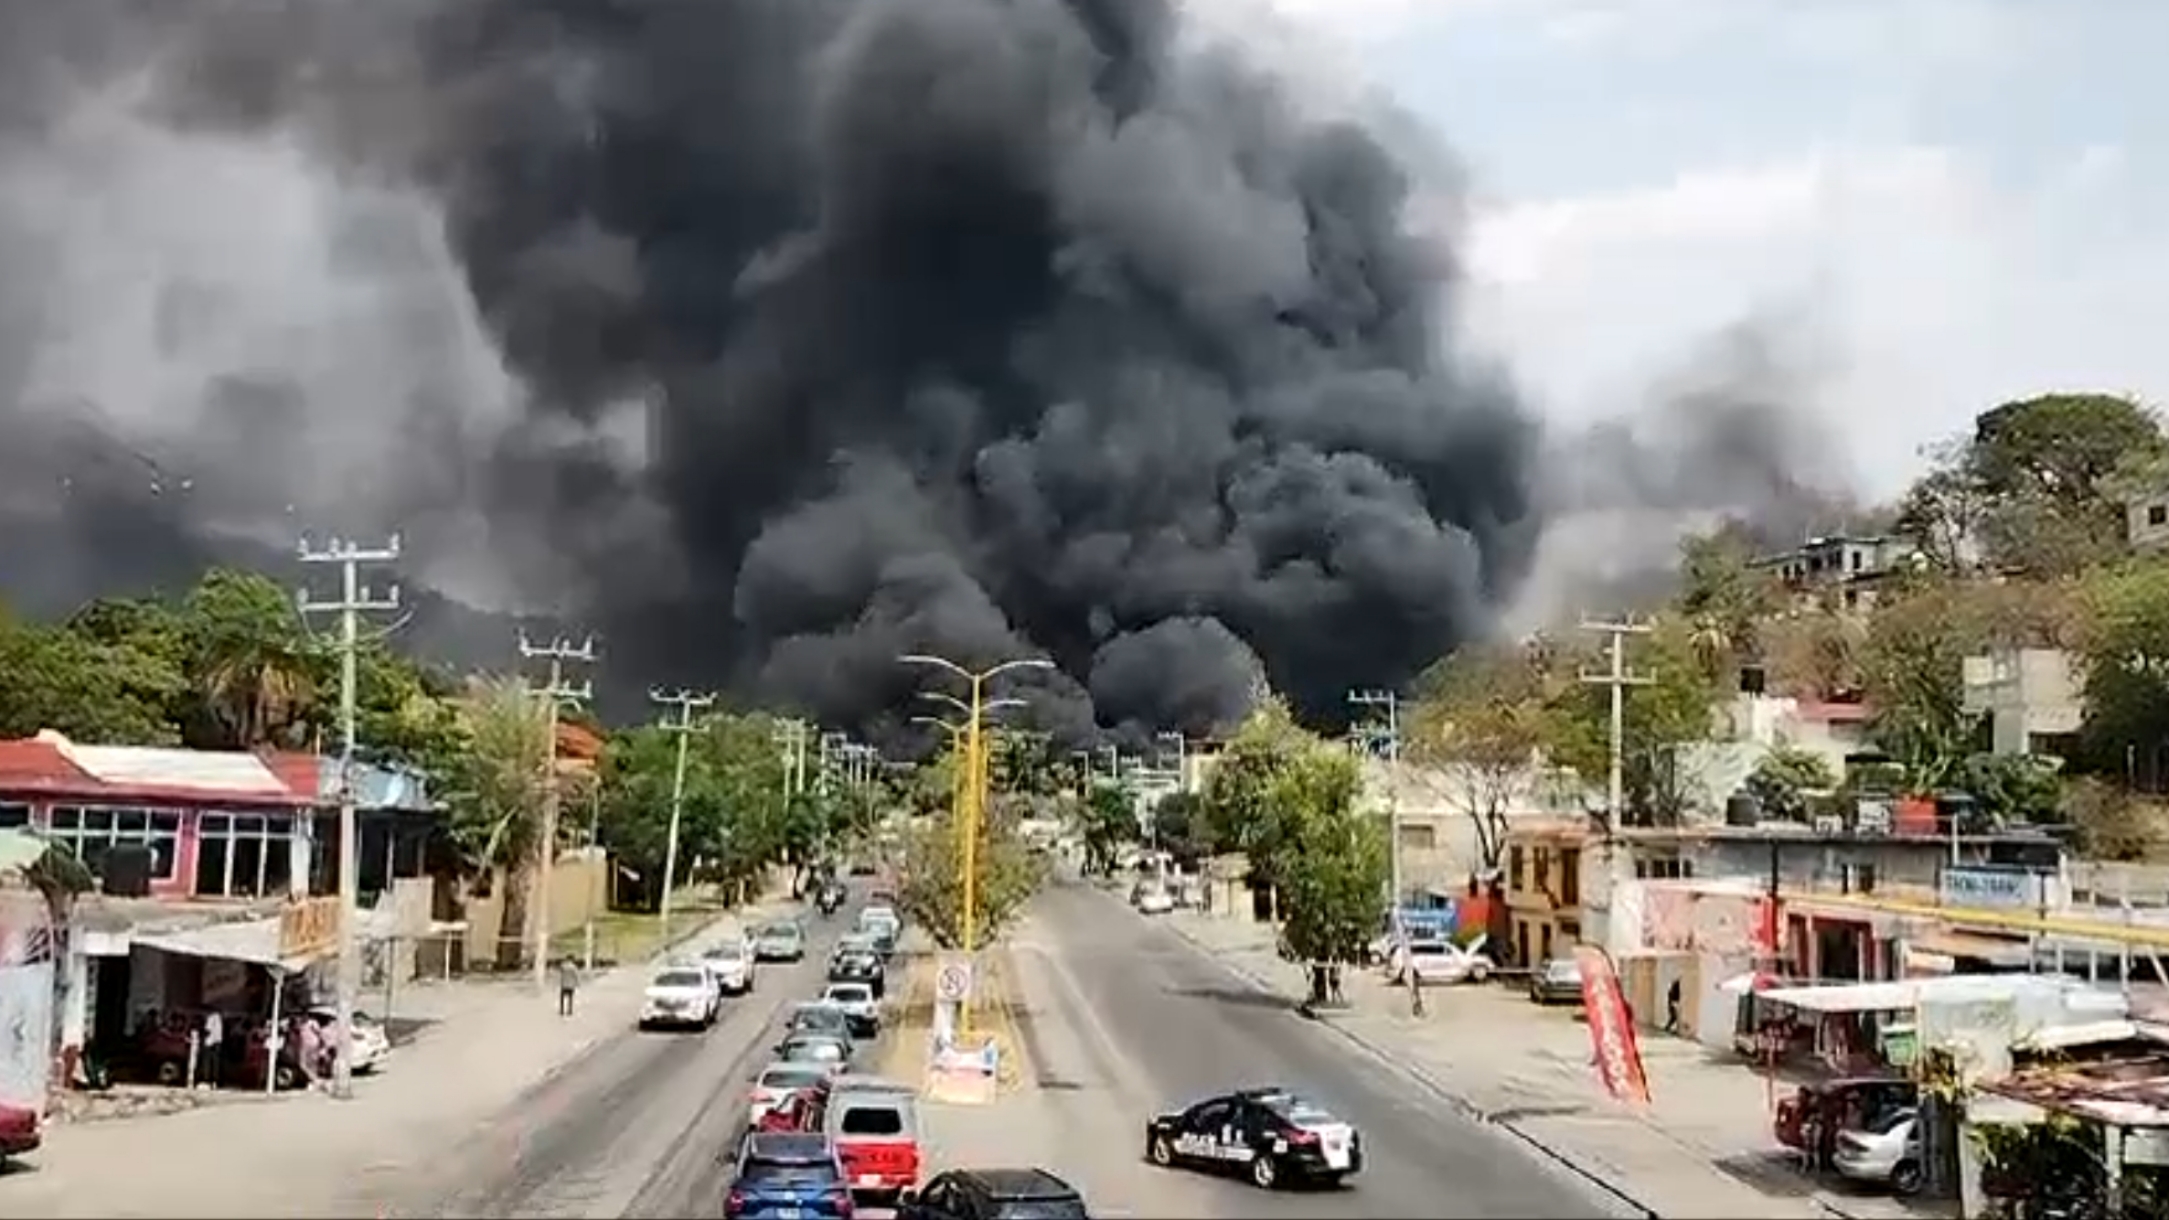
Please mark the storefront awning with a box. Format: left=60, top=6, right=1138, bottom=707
left=1760, top=980, right=1920, bottom=1013
left=1910, top=931, right=2033, bottom=966
left=135, top=917, right=329, bottom=971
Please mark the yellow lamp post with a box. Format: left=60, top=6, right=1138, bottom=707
left=900, top=654, right=1051, bottom=1030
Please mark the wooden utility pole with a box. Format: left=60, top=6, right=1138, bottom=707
left=518, top=632, right=596, bottom=990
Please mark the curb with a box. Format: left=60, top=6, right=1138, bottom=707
left=1157, top=914, right=1661, bottom=1219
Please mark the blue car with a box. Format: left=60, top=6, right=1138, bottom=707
left=728, top=1132, right=856, bottom=1219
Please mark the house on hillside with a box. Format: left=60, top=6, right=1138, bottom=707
left=1754, top=533, right=1914, bottom=611
left=1962, top=649, right=2084, bottom=757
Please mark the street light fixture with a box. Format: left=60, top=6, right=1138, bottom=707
left=898, top=653, right=1055, bottom=1024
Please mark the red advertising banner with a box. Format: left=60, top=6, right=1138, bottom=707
left=1574, top=945, right=1652, bottom=1106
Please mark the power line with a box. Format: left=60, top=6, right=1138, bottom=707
left=1348, top=689, right=1404, bottom=919
left=296, top=533, right=401, bottom=1102
left=518, top=631, right=597, bottom=990
left=651, top=687, right=716, bottom=944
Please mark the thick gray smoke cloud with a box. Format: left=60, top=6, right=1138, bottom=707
left=0, top=0, right=1542, bottom=743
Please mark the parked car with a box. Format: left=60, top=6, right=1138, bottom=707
left=753, top=922, right=807, bottom=963
left=1832, top=1106, right=1924, bottom=1195
left=726, top=1132, right=856, bottom=1219
left=789, top=1002, right=857, bottom=1043
left=899, top=1167, right=1090, bottom=1219
left=640, top=966, right=720, bottom=1030
left=1776, top=1076, right=1919, bottom=1168
left=0, top=1101, right=40, bottom=1161
left=1388, top=936, right=1494, bottom=986
left=1528, top=958, right=1584, bottom=1005
left=303, top=1007, right=391, bottom=1073
left=747, top=1062, right=835, bottom=1127
left=829, top=949, right=885, bottom=998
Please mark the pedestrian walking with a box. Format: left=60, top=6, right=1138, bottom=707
left=1664, top=977, right=1683, bottom=1034
left=198, top=1010, right=224, bottom=1088
left=557, top=957, right=580, bottom=1016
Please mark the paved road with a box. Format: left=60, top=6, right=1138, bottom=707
left=1022, top=880, right=1631, bottom=1219
left=364, top=907, right=851, bottom=1220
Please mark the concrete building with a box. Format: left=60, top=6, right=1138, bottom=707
left=1754, top=533, right=1915, bottom=611
left=1355, top=757, right=1589, bottom=896
left=2124, top=484, right=2169, bottom=551
left=1962, top=648, right=2085, bottom=756
left=1501, top=819, right=1591, bottom=967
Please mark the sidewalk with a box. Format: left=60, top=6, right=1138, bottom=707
left=1157, top=909, right=1953, bottom=1220
left=0, top=892, right=792, bottom=1218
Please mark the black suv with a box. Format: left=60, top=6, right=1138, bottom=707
left=898, top=1168, right=1088, bottom=1219
left=828, top=950, right=885, bottom=998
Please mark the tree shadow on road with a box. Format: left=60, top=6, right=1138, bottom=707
left=1167, top=983, right=1303, bottom=1013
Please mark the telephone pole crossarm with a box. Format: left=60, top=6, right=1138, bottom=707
left=517, top=632, right=598, bottom=989
left=297, top=534, right=403, bottom=1102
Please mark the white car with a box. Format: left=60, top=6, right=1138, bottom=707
left=702, top=940, right=756, bottom=995
left=639, top=966, right=719, bottom=1030
left=821, top=981, right=881, bottom=1037
left=1134, top=885, right=1175, bottom=915
left=746, top=1062, right=831, bottom=1126
left=1389, top=935, right=1495, bottom=986
left=1833, top=1108, right=1924, bottom=1195
left=305, top=1008, right=391, bottom=1073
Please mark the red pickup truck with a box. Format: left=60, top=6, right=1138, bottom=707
left=825, top=1078, right=920, bottom=1206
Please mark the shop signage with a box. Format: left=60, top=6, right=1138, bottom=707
left=1940, top=866, right=2039, bottom=909
left=279, top=896, right=340, bottom=960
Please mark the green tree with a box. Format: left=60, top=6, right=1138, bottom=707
left=1266, top=742, right=1385, bottom=968
left=180, top=568, right=321, bottom=748
left=1955, top=752, right=2063, bottom=826
left=1409, top=644, right=1549, bottom=870
left=1148, top=791, right=1216, bottom=865
left=437, top=675, right=553, bottom=969
left=1198, top=700, right=1320, bottom=891
left=1074, top=781, right=1137, bottom=875
left=896, top=806, right=1045, bottom=949
left=1859, top=581, right=1984, bottom=790
left=1744, top=745, right=1838, bottom=822
left=1676, top=527, right=1774, bottom=680
left=2074, top=559, right=2169, bottom=773
left=0, top=605, right=182, bottom=744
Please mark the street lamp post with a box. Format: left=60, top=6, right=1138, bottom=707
left=899, top=654, right=1053, bottom=1011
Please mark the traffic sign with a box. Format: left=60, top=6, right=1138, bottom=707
left=935, top=956, right=974, bottom=1003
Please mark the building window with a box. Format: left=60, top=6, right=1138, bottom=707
left=1508, top=845, right=1525, bottom=892
left=2150, top=503, right=2167, bottom=527
left=1634, top=855, right=1693, bottom=881
left=1398, top=822, right=1437, bottom=851
left=45, top=806, right=180, bottom=879
left=0, top=804, right=28, bottom=830
left=1560, top=848, right=1581, bottom=906
left=195, top=813, right=293, bottom=899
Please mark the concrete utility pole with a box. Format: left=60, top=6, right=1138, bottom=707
left=1578, top=618, right=1655, bottom=831
left=651, top=687, right=717, bottom=946
left=518, top=632, right=597, bottom=990
left=297, top=534, right=402, bottom=1102
left=1348, top=690, right=1403, bottom=921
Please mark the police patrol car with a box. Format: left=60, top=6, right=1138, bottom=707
left=1143, top=1086, right=1362, bottom=1189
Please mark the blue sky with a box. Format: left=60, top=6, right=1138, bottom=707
left=1201, top=0, right=2169, bottom=497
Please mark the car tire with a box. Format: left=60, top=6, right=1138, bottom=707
left=1148, top=1133, right=1174, bottom=1166
left=155, top=1059, right=184, bottom=1086
left=1891, top=1159, right=1922, bottom=1196
left=1250, top=1155, right=1278, bottom=1189
left=273, top=1063, right=302, bottom=1091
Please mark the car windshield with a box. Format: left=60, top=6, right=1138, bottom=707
left=761, top=1067, right=826, bottom=1091
left=827, top=986, right=871, bottom=1003
left=741, top=1157, right=840, bottom=1186
left=760, top=924, right=798, bottom=939
left=708, top=945, right=744, bottom=960
left=1546, top=962, right=1581, bottom=979
left=785, top=1039, right=844, bottom=1059
left=1866, top=1107, right=1918, bottom=1136
left=837, top=1105, right=905, bottom=1135
left=654, top=971, right=707, bottom=989
left=1408, top=942, right=1449, bottom=956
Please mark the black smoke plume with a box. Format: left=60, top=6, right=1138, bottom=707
left=0, top=0, right=1541, bottom=744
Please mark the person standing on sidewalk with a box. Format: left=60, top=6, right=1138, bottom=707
left=557, top=957, right=580, bottom=1016
left=198, top=1010, right=225, bottom=1088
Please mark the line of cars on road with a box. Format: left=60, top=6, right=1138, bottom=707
left=728, top=900, right=922, bottom=1220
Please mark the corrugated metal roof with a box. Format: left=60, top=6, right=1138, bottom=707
left=62, top=743, right=289, bottom=794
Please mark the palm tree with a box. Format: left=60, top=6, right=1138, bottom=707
left=198, top=635, right=318, bottom=747
left=440, top=675, right=554, bottom=970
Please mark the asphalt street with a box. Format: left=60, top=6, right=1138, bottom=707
left=1024, top=880, right=1633, bottom=1219
left=367, top=903, right=852, bottom=1220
